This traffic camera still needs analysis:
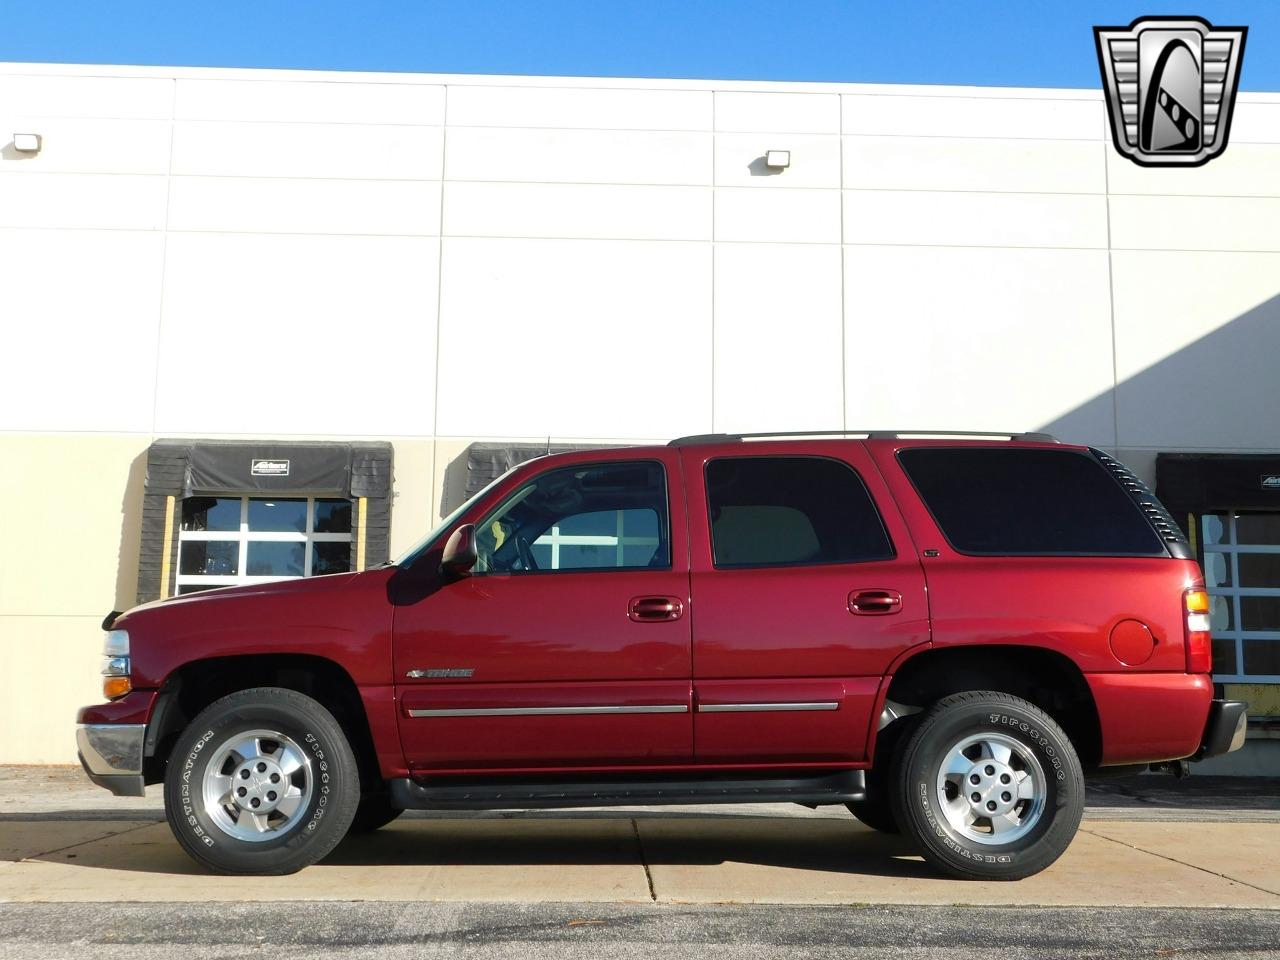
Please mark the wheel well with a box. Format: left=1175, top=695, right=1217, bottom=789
left=143, top=654, right=381, bottom=789
left=885, top=646, right=1102, bottom=768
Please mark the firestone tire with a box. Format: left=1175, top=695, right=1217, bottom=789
left=890, top=691, right=1084, bottom=881
left=349, top=791, right=404, bottom=833
left=163, top=687, right=360, bottom=875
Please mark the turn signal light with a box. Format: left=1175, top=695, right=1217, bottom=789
left=103, top=676, right=132, bottom=699
left=1184, top=588, right=1213, bottom=674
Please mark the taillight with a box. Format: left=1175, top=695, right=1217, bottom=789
left=1184, top=588, right=1213, bottom=674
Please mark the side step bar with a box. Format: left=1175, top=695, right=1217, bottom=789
left=390, top=769, right=866, bottom=811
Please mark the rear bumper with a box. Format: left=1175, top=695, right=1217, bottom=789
left=1196, top=699, right=1249, bottom=760
left=76, top=723, right=146, bottom=797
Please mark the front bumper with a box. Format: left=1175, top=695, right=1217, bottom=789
left=76, top=723, right=146, bottom=797
left=1197, top=699, right=1249, bottom=760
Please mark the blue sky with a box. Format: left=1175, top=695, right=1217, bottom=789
left=0, top=1, right=1275, bottom=90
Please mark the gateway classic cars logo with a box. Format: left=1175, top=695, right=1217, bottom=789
left=1094, top=16, right=1247, bottom=167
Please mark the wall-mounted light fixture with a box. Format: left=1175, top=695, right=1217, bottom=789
left=12, top=133, right=42, bottom=154
left=764, top=149, right=791, bottom=170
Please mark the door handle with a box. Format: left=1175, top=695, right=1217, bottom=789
left=629, top=596, right=684, bottom=622
left=848, top=589, right=903, bottom=616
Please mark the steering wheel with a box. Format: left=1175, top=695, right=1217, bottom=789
left=515, top=535, right=539, bottom=571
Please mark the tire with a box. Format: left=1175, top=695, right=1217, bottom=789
left=163, top=686, right=360, bottom=875
left=890, top=691, right=1084, bottom=881
left=349, top=791, right=403, bottom=833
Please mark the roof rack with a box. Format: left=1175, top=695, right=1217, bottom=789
left=668, top=430, right=1060, bottom=447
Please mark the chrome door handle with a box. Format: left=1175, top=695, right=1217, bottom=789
left=848, top=589, right=903, bottom=616
left=629, top=596, right=684, bottom=622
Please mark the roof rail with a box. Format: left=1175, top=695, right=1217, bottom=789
left=667, top=430, right=1060, bottom=447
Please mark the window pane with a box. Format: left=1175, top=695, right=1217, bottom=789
left=706, top=457, right=893, bottom=568
left=179, top=541, right=239, bottom=576
left=181, top=497, right=240, bottom=532
left=1242, top=639, right=1280, bottom=676
left=1240, top=596, right=1280, bottom=631
left=1237, top=554, right=1280, bottom=589
left=314, top=499, right=352, bottom=533
left=247, top=541, right=304, bottom=576
left=474, top=461, right=669, bottom=574
left=247, top=498, right=306, bottom=533
left=1210, top=595, right=1234, bottom=632
left=1203, top=552, right=1232, bottom=588
left=1235, top=514, right=1280, bottom=545
left=898, top=449, right=1164, bottom=556
left=1200, top=513, right=1229, bottom=545
left=1212, top=638, right=1238, bottom=676
left=311, top=541, right=351, bottom=576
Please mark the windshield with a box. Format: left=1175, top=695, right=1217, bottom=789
left=392, top=469, right=516, bottom=566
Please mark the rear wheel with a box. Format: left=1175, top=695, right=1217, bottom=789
left=891, top=691, right=1084, bottom=880
left=163, top=687, right=360, bottom=875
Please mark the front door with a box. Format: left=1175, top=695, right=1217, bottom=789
left=393, top=452, right=692, bottom=773
left=680, top=442, right=929, bottom=765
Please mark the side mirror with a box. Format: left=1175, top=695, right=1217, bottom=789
left=440, top=524, right=478, bottom=578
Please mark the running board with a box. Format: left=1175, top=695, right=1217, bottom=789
left=390, top=769, right=866, bottom=811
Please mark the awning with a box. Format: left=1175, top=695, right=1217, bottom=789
left=1156, top=453, right=1280, bottom=514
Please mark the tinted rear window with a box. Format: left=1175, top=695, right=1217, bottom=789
left=706, top=456, right=894, bottom=567
left=898, top=448, right=1166, bottom=557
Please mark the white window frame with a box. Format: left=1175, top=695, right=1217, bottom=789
left=1202, top=512, right=1280, bottom=683
left=176, top=495, right=352, bottom=594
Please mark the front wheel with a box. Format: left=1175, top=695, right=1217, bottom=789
left=163, top=687, right=360, bottom=875
left=891, top=691, right=1084, bottom=880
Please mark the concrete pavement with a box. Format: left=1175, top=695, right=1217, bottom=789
left=2, top=766, right=1278, bottom=909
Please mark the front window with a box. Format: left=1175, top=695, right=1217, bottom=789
left=473, top=461, right=669, bottom=574
left=177, top=496, right=352, bottom=594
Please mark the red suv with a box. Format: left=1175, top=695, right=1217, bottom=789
left=78, top=432, right=1247, bottom=879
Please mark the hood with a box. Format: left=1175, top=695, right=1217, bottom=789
left=121, top=572, right=364, bottom=622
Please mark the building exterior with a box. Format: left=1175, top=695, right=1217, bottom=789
left=1, top=62, right=1278, bottom=769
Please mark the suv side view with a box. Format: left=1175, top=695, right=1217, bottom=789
left=77, top=432, right=1248, bottom=879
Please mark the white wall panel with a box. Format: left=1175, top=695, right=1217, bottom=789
left=1112, top=250, right=1280, bottom=449
left=842, top=94, right=1103, bottom=141
left=843, top=246, right=1115, bottom=445
left=844, top=191, right=1108, bottom=249
left=1106, top=143, right=1280, bottom=198
left=0, top=118, right=170, bottom=174
left=171, top=121, right=442, bottom=179
left=445, top=127, right=711, bottom=185
left=444, top=181, right=709, bottom=240
left=714, top=133, right=839, bottom=188
left=176, top=79, right=444, bottom=125
left=714, top=92, right=840, bottom=134
left=154, top=233, right=439, bottom=436
left=435, top=237, right=711, bottom=438
left=842, top=136, right=1106, bottom=194
left=168, top=176, right=442, bottom=236
left=446, top=85, right=710, bottom=130
left=0, top=74, right=172, bottom=119
left=0, top=230, right=164, bottom=432
left=714, top=187, right=840, bottom=243
left=0, top=173, right=167, bottom=230
left=1228, top=99, right=1280, bottom=144
left=1111, top=195, right=1280, bottom=252
left=713, top=244, right=843, bottom=432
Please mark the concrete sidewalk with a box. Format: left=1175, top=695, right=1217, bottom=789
left=2, top=766, right=1278, bottom=908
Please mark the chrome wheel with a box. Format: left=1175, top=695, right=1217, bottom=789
left=201, top=729, right=313, bottom=843
left=935, top=732, right=1046, bottom=845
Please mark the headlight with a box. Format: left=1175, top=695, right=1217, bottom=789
left=101, top=630, right=131, bottom=699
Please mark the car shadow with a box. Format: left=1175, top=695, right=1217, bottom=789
left=22, top=812, right=939, bottom=880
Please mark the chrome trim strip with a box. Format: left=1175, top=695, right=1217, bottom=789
left=698, top=702, right=840, bottom=713
left=406, top=704, right=689, bottom=718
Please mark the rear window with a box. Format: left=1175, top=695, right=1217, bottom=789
left=706, top=456, right=894, bottom=567
left=898, top=448, right=1166, bottom=557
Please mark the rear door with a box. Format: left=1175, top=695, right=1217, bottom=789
left=680, top=441, right=929, bottom=764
